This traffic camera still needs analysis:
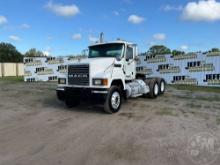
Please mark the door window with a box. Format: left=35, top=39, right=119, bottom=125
left=126, top=47, right=133, bottom=60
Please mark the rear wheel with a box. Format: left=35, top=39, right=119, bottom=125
left=104, top=86, right=122, bottom=114
left=159, top=79, right=166, bottom=95
left=156, top=78, right=166, bottom=95
left=144, top=79, right=159, bottom=98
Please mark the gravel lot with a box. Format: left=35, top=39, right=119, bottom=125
left=0, top=80, right=220, bottom=165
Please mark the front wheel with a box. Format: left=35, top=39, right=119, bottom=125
left=104, top=86, right=122, bottom=114
left=57, top=90, right=65, bottom=101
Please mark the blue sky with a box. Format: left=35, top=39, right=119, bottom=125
left=0, top=0, right=220, bottom=56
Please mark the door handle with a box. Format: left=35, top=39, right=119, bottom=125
left=127, top=60, right=134, bottom=65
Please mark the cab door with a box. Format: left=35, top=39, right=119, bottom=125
left=125, top=45, right=136, bottom=80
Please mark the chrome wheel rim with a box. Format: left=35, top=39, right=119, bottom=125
left=111, top=91, right=120, bottom=110
left=154, top=83, right=159, bottom=96
left=161, top=81, right=165, bottom=92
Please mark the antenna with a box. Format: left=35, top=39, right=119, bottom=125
left=100, top=32, right=104, bottom=43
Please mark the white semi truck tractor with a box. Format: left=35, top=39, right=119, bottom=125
left=56, top=39, right=166, bottom=113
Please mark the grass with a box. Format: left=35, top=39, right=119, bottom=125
left=156, top=107, right=178, bottom=117
left=177, top=95, right=220, bottom=102
left=0, top=76, right=24, bottom=82
left=216, top=118, right=220, bottom=125
left=186, top=102, right=202, bottom=109
left=196, top=96, right=220, bottom=102
left=169, top=85, right=220, bottom=93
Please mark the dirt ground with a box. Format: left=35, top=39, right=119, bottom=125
left=0, top=80, right=220, bottom=165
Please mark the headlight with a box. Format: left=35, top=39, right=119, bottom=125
left=93, top=79, right=108, bottom=86
left=58, top=78, right=66, bottom=84
left=93, top=79, right=102, bottom=85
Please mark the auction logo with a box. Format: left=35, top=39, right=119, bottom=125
left=187, top=132, right=220, bottom=165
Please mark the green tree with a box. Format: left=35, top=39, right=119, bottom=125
left=148, top=45, right=171, bottom=55
left=0, top=42, right=23, bottom=62
left=172, top=50, right=185, bottom=56
left=25, top=48, right=44, bottom=57
left=211, top=48, right=220, bottom=52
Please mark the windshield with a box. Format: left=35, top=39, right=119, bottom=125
left=89, top=43, right=124, bottom=58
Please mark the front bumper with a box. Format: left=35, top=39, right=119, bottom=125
left=56, top=87, right=108, bottom=103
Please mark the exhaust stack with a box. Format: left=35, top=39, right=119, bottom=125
left=100, top=32, right=104, bottom=43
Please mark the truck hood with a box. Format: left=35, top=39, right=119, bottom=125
left=72, top=57, right=115, bottom=67
left=70, top=57, right=117, bottom=78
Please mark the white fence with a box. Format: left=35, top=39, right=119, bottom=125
left=0, top=63, right=24, bottom=77
left=138, top=52, right=220, bottom=86
left=24, top=53, right=220, bottom=86
left=24, top=57, right=83, bottom=82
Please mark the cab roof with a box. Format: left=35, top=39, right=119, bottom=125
left=89, top=40, right=135, bottom=47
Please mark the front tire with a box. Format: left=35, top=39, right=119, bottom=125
left=57, top=90, right=65, bottom=101
left=104, top=86, right=122, bottom=114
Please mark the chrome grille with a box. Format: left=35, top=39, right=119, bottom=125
left=68, top=64, right=90, bottom=86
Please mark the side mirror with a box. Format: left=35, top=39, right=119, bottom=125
left=82, top=49, right=89, bottom=56
left=116, top=56, right=122, bottom=61
left=134, top=56, right=139, bottom=61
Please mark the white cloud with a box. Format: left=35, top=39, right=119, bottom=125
left=0, top=15, right=7, bottom=25
left=43, top=46, right=52, bottom=56
left=113, top=11, right=120, bottom=16
left=182, top=0, right=220, bottom=22
left=72, top=33, right=82, bottom=40
left=180, top=45, right=189, bottom=50
left=46, top=1, right=80, bottom=17
left=153, top=33, right=167, bottom=41
left=43, top=51, right=50, bottom=56
left=89, top=35, right=98, bottom=43
left=148, top=41, right=156, bottom=46
left=20, top=24, right=30, bottom=29
left=128, top=15, right=145, bottom=24
left=47, top=36, right=54, bottom=40
left=162, top=5, right=183, bottom=11
left=9, top=35, right=20, bottom=41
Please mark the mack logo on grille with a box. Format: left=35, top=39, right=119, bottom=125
left=69, top=74, right=89, bottom=78
left=68, top=64, right=90, bottom=85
